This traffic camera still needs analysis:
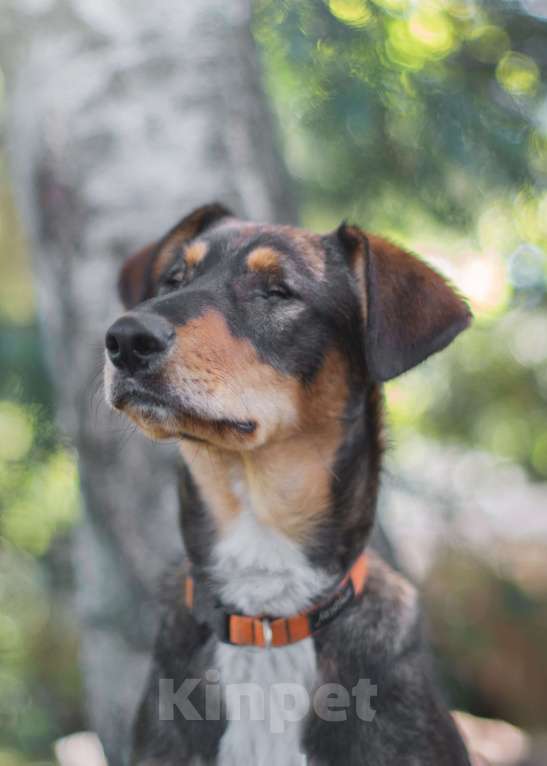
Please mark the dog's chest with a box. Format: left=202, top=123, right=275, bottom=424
left=211, top=509, right=330, bottom=765
left=216, top=641, right=316, bottom=766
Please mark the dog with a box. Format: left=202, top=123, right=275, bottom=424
left=104, top=203, right=473, bottom=765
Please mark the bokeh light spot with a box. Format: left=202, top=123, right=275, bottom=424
left=2, top=450, right=79, bottom=556
left=0, top=402, right=34, bottom=462
left=386, top=20, right=427, bottom=70
left=508, top=244, right=545, bottom=291
left=328, top=0, right=372, bottom=28
left=408, top=11, right=458, bottom=58
left=459, top=255, right=509, bottom=315
left=496, top=51, right=540, bottom=96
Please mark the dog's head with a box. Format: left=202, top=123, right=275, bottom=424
left=104, top=203, right=471, bottom=449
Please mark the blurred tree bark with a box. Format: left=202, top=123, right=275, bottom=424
left=2, top=1, right=292, bottom=763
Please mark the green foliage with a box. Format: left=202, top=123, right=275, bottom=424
left=0, top=143, right=82, bottom=762
left=0, top=545, right=81, bottom=764
left=386, top=308, right=547, bottom=478
left=254, top=0, right=547, bottom=237
left=0, top=403, right=79, bottom=556
left=0, top=357, right=82, bottom=762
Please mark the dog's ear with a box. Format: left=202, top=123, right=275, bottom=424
left=118, top=241, right=158, bottom=310
left=118, top=202, right=233, bottom=308
left=334, top=223, right=472, bottom=381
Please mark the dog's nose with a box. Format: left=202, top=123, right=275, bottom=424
left=105, top=314, right=175, bottom=373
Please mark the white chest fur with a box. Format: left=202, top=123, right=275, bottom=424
left=216, top=641, right=315, bottom=766
left=211, top=508, right=332, bottom=616
left=211, top=510, right=332, bottom=765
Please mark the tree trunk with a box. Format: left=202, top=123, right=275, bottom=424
left=4, top=2, right=292, bottom=763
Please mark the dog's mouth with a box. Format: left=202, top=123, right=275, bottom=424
left=111, top=384, right=256, bottom=440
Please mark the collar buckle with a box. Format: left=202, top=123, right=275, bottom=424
left=261, top=618, right=273, bottom=648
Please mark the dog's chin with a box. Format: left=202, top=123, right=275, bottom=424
left=123, top=401, right=183, bottom=441
left=108, top=384, right=257, bottom=446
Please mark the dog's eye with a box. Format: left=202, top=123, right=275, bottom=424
left=266, top=283, right=293, bottom=300
left=160, top=268, right=185, bottom=293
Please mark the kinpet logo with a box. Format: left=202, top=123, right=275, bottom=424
left=158, top=670, right=378, bottom=733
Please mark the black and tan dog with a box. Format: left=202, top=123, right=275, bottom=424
left=104, top=204, right=472, bottom=765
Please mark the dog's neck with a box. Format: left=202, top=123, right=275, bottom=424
left=180, top=426, right=339, bottom=541
left=178, top=385, right=383, bottom=615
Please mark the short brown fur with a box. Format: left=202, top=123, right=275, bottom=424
left=247, top=247, right=282, bottom=273
left=179, top=347, right=348, bottom=543
left=185, top=241, right=208, bottom=268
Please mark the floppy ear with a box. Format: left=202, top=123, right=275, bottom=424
left=117, top=202, right=233, bottom=308
left=335, top=223, right=472, bottom=381
left=118, top=241, right=158, bottom=310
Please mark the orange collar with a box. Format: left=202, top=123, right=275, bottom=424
left=185, top=552, right=368, bottom=648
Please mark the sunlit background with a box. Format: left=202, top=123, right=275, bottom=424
left=1, top=0, right=546, bottom=763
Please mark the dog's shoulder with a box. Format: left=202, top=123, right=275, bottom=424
left=359, top=551, right=421, bottom=657
left=315, top=551, right=422, bottom=679
left=306, top=554, right=471, bottom=764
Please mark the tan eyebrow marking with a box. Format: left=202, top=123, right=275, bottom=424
left=247, top=247, right=282, bottom=273
left=185, top=241, right=208, bottom=267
